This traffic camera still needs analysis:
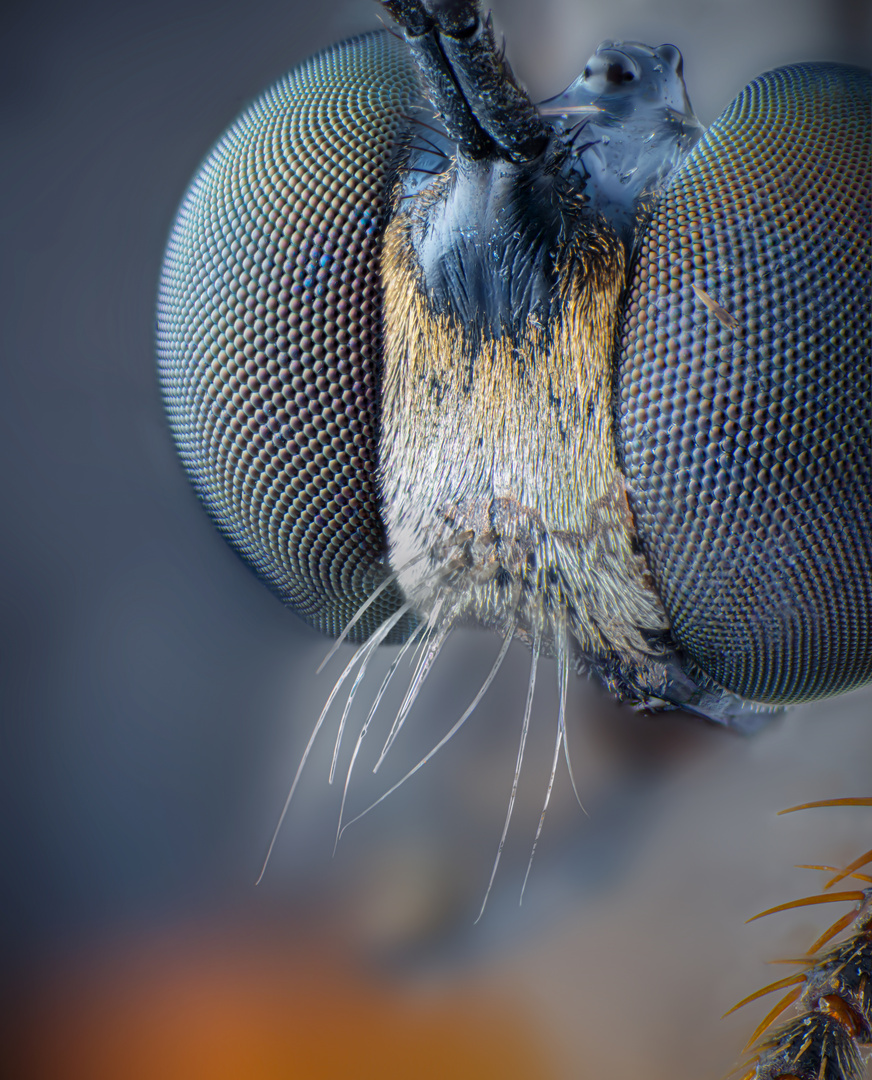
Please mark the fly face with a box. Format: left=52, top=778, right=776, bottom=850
left=377, top=29, right=703, bottom=691
left=378, top=143, right=669, bottom=680
left=157, top=0, right=870, bottom=719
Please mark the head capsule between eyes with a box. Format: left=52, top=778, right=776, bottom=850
left=540, top=40, right=704, bottom=239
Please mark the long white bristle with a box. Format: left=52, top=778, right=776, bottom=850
left=256, top=599, right=414, bottom=884
left=338, top=600, right=520, bottom=840
left=475, top=617, right=542, bottom=923
left=333, top=621, right=426, bottom=854
left=374, top=595, right=451, bottom=770
left=315, top=550, right=427, bottom=675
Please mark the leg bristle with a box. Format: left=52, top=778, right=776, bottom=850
left=804, top=908, right=862, bottom=955
left=723, top=972, right=807, bottom=1018
left=746, top=891, right=866, bottom=923
left=795, top=864, right=872, bottom=884
left=737, top=799, right=872, bottom=1079
left=742, top=987, right=804, bottom=1052
left=824, top=846, right=872, bottom=890
left=777, top=798, right=872, bottom=814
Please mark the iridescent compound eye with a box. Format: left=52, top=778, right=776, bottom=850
left=618, top=62, right=872, bottom=705
left=157, top=34, right=423, bottom=644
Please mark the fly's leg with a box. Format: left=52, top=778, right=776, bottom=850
left=380, top=0, right=550, bottom=162
left=730, top=800, right=872, bottom=1080
left=748, top=903, right=872, bottom=1080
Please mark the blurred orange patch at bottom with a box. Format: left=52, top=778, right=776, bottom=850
left=6, top=922, right=557, bottom=1080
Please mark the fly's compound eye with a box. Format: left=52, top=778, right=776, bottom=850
left=618, top=62, right=872, bottom=705
left=156, top=32, right=424, bottom=643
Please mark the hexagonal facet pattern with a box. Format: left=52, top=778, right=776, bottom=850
left=157, top=32, right=421, bottom=641
left=618, top=64, right=871, bottom=703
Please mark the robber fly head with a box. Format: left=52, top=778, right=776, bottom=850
left=156, top=3, right=871, bottom=737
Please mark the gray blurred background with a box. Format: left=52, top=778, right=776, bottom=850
left=2, top=1, right=870, bottom=1078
